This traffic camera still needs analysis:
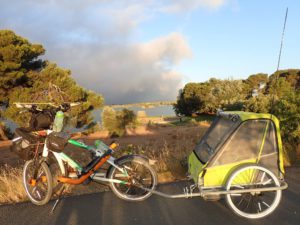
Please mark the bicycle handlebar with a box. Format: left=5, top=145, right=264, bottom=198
left=14, top=102, right=80, bottom=113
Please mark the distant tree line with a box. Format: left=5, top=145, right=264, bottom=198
left=0, top=30, right=104, bottom=135
left=174, top=69, right=300, bottom=163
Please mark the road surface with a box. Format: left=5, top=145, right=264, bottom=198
left=0, top=167, right=299, bottom=225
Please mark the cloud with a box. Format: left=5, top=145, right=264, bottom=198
left=65, top=33, right=192, bottom=103
left=161, top=0, right=227, bottom=13
left=0, top=0, right=228, bottom=103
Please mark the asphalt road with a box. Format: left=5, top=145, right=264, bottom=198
left=0, top=167, right=299, bottom=225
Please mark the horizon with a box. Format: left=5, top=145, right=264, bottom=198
left=1, top=0, right=299, bottom=104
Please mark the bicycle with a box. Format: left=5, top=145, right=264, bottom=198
left=11, top=103, right=157, bottom=208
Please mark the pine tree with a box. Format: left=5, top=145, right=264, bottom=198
left=0, top=30, right=104, bottom=128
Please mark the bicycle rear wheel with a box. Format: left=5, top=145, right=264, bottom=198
left=108, top=156, right=157, bottom=201
left=23, top=159, right=53, bottom=205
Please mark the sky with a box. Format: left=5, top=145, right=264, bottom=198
left=0, top=0, right=299, bottom=104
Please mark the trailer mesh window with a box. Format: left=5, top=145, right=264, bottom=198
left=194, top=117, right=237, bottom=163
left=212, top=120, right=267, bottom=166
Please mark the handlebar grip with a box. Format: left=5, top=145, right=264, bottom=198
left=109, top=142, right=118, bottom=150
left=29, top=105, right=42, bottom=113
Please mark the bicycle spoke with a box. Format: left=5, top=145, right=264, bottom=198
left=125, top=186, right=132, bottom=194
left=237, top=195, right=246, bottom=206
left=134, top=164, right=139, bottom=171
left=262, top=179, right=272, bottom=185
left=35, top=189, right=42, bottom=199
left=36, top=171, right=44, bottom=179
left=142, top=178, right=151, bottom=181
left=114, top=173, right=128, bottom=178
left=258, top=202, right=262, bottom=212
left=123, top=165, right=132, bottom=171
left=260, top=172, right=266, bottom=183
left=262, top=201, right=271, bottom=208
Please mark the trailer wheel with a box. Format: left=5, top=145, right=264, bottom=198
left=225, top=164, right=282, bottom=219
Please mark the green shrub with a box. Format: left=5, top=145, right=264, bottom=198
left=102, top=107, right=136, bottom=137
left=273, top=90, right=300, bottom=163
left=243, top=95, right=272, bottom=113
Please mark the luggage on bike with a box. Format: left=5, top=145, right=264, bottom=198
left=11, top=104, right=62, bottom=159
left=29, top=110, right=54, bottom=131
left=46, top=132, right=69, bottom=153
left=11, top=128, right=45, bottom=160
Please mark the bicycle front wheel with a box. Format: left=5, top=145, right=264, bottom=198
left=108, top=156, right=157, bottom=201
left=23, top=160, right=53, bottom=205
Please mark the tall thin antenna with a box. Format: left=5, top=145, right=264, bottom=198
left=276, top=7, right=288, bottom=71
left=270, top=7, right=289, bottom=114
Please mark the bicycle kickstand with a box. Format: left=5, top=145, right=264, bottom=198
left=50, top=185, right=66, bottom=214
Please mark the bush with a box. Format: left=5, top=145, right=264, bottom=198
left=272, top=90, right=300, bottom=163
left=243, top=95, right=272, bottom=113
left=102, top=107, right=136, bottom=137
left=174, top=79, right=246, bottom=116
left=117, top=108, right=137, bottom=129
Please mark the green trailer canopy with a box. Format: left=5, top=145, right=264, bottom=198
left=188, top=111, right=284, bottom=187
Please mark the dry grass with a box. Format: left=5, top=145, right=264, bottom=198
left=0, top=165, right=27, bottom=204
left=116, top=125, right=208, bottom=180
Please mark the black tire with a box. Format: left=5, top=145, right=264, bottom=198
left=23, top=160, right=53, bottom=205
left=225, top=164, right=282, bottom=219
left=107, top=156, right=157, bottom=201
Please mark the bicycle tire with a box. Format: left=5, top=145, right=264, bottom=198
left=23, top=160, right=53, bottom=205
left=107, top=155, right=157, bottom=201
